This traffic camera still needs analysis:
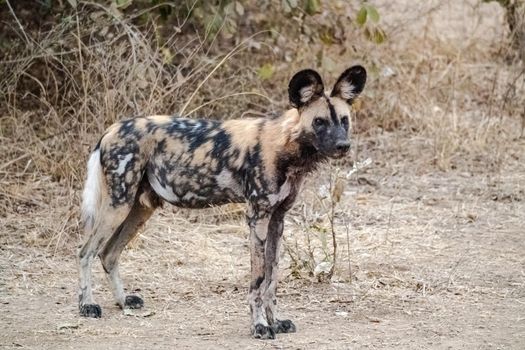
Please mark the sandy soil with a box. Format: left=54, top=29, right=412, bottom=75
left=2, top=129, right=524, bottom=350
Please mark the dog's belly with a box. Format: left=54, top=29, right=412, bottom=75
left=147, top=167, right=245, bottom=208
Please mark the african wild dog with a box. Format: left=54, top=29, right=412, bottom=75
left=78, top=66, right=366, bottom=339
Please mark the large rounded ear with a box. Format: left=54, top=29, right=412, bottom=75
left=288, top=69, right=325, bottom=109
left=331, top=65, right=367, bottom=104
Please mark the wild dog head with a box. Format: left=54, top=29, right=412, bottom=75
left=287, top=66, right=366, bottom=158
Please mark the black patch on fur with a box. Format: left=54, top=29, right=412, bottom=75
left=331, top=65, right=367, bottom=104
left=250, top=275, right=265, bottom=291
left=188, top=132, right=209, bottom=151
left=275, top=133, right=325, bottom=187
left=154, top=139, right=167, bottom=154
left=101, top=141, right=141, bottom=206
left=166, top=119, right=185, bottom=134
left=326, top=97, right=339, bottom=125
left=242, top=143, right=267, bottom=199
left=288, top=69, right=324, bottom=108
left=211, top=129, right=231, bottom=159
left=146, top=119, right=159, bottom=133
left=93, top=137, right=103, bottom=152
left=118, top=118, right=142, bottom=140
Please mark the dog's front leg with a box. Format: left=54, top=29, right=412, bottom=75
left=247, top=208, right=275, bottom=339
left=263, top=210, right=296, bottom=335
left=247, top=206, right=296, bottom=339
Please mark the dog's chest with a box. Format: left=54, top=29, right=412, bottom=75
left=263, top=170, right=304, bottom=208
left=267, top=180, right=292, bottom=206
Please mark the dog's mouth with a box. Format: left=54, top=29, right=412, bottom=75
left=330, top=151, right=348, bottom=159
left=313, top=150, right=348, bottom=159
left=310, top=142, right=349, bottom=160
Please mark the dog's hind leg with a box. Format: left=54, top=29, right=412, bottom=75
left=99, top=181, right=160, bottom=310
left=78, top=203, right=131, bottom=318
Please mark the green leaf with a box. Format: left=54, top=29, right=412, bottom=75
left=257, top=63, right=275, bottom=80
left=319, top=33, right=333, bottom=45
left=305, top=0, right=322, bottom=15
left=366, top=5, right=380, bottom=23
left=356, top=6, right=367, bottom=26
left=319, top=27, right=334, bottom=45
left=372, top=27, right=386, bottom=44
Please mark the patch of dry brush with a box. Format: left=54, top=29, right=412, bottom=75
left=0, top=0, right=523, bottom=264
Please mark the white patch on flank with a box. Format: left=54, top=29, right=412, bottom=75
left=251, top=189, right=258, bottom=198
left=268, top=180, right=291, bottom=206
left=148, top=171, right=179, bottom=203
left=178, top=122, right=187, bottom=129
left=193, top=121, right=201, bottom=129
left=216, top=168, right=242, bottom=196
left=81, top=149, right=102, bottom=228
left=114, top=153, right=133, bottom=176
left=338, top=82, right=356, bottom=100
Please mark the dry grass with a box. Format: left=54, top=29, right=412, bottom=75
left=0, top=0, right=523, bottom=268
left=1, top=1, right=523, bottom=246
left=0, top=2, right=271, bottom=226
left=1, top=1, right=525, bottom=348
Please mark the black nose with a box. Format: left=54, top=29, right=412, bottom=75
left=335, top=141, right=350, bottom=153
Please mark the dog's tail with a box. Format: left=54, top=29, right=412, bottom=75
left=81, top=144, right=103, bottom=231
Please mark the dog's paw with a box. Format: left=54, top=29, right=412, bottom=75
left=79, top=304, right=102, bottom=318
left=272, top=319, right=296, bottom=333
left=124, top=295, right=144, bottom=309
left=252, top=323, right=276, bottom=339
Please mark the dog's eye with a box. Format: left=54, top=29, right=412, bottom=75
left=341, top=116, right=349, bottom=128
left=313, top=118, right=327, bottom=128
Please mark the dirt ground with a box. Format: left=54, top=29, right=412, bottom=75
left=2, top=128, right=524, bottom=350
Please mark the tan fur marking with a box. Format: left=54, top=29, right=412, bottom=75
left=223, top=119, right=261, bottom=170
left=133, top=118, right=148, bottom=130
left=258, top=112, right=301, bottom=185
left=296, top=98, right=330, bottom=133
left=223, top=119, right=260, bottom=149
left=100, top=123, right=121, bottom=148
left=191, top=140, right=214, bottom=166
left=147, top=115, right=172, bottom=124
left=160, top=134, right=186, bottom=154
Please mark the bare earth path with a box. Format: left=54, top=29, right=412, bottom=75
left=1, top=131, right=524, bottom=349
